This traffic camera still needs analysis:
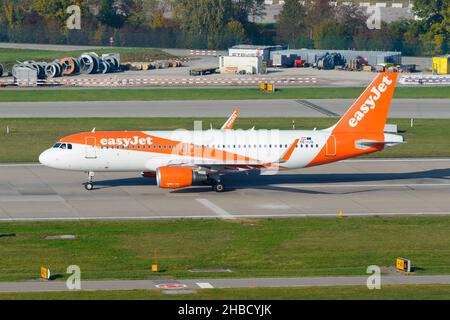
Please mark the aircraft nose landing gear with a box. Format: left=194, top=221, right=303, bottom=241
left=84, top=171, right=95, bottom=191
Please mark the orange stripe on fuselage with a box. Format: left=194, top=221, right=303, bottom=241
left=60, top=131, right=280, bottom=167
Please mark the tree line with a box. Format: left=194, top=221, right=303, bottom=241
left=0, top=0, right=447, bottom=56
left=277, top=0, right=449, bottom=56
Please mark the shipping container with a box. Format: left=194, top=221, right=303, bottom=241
left=219, top=56, right=264, bottom=74
left=271, top=49, right=401, bottom=68
left=229, top=45, right=287, bottom=64
left=432, top=56, right=450, bottom=75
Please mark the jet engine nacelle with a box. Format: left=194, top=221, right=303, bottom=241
left=156, top=166, right=207, bottom=189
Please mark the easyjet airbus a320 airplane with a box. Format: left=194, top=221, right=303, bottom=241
left=40, top=72, right=403, bottom=192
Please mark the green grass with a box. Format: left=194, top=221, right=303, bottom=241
left=2, top=285, right=450, bottom=300
left=0, top=86, right=448, bottom=101
left=0, top=117, right=449, bottom=162
left=0, top=47, right=175, bottom=69
left=1, top=216, right=450, bottom=282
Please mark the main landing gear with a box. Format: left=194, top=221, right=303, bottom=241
left=209, top=175, right=225, bottom=193
left=212, top=182, right=225, bottom=193
left=84, top=171, right=95, bottom=191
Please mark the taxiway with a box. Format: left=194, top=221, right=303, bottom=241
left=0, top=158, right=449, bottom=221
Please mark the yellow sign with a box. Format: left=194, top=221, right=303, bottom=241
left=260, top=82, right=275, bottom=93
left=152, top=264, right=159, bottom=273
left=432, top=56, right=450, bottom=75
left=40, top=266, right=50, bottom=280
left=338, top=211, right=344, bottom=219
left=395, top=258, right=411, bottom=272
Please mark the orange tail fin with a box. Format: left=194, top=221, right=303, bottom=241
left=331, top=72, right=398, bottom=133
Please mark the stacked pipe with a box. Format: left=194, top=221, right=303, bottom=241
left=315, top=53, right=346, bottom=70
left=79, top=52, right=121, bottom=75
left=124, top=60, right=182, bottom=71
left=10, top=52, right=121, bottom=80
left=59, top=57, right=79, bottom=76
left=45, top=60, right=64, bottom=78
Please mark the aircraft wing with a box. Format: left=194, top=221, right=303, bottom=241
left=166, top=139, right=299, bottom=172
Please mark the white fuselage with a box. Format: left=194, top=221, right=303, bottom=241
left=39, top=129, right=334, bottom=172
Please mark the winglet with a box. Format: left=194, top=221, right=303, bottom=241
left=279, top=139, right=299, bottom=163
left=221, top=109, right=240, bottom=130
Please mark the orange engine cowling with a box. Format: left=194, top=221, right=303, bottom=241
left=156, top=166, right=207, bottom=189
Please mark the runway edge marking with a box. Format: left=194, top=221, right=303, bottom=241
left=2, top=211, right=450, bottom=222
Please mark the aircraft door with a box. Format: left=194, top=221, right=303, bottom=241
left=85, top=137, right=97, bottom=159
left=326, top=135, right=336, bottom=157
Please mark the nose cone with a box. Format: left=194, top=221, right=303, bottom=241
left=39, top=149, right=53, bottom=167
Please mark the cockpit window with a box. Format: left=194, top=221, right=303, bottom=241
left=52, top=143, right=73, bottom=150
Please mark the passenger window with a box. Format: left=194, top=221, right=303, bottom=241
left=68, top=144, right=73, bottom=150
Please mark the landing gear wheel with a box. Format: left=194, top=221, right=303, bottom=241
left=85, top=171, right=95, bottom=191
left=213, top=183, right=225, bottom=193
